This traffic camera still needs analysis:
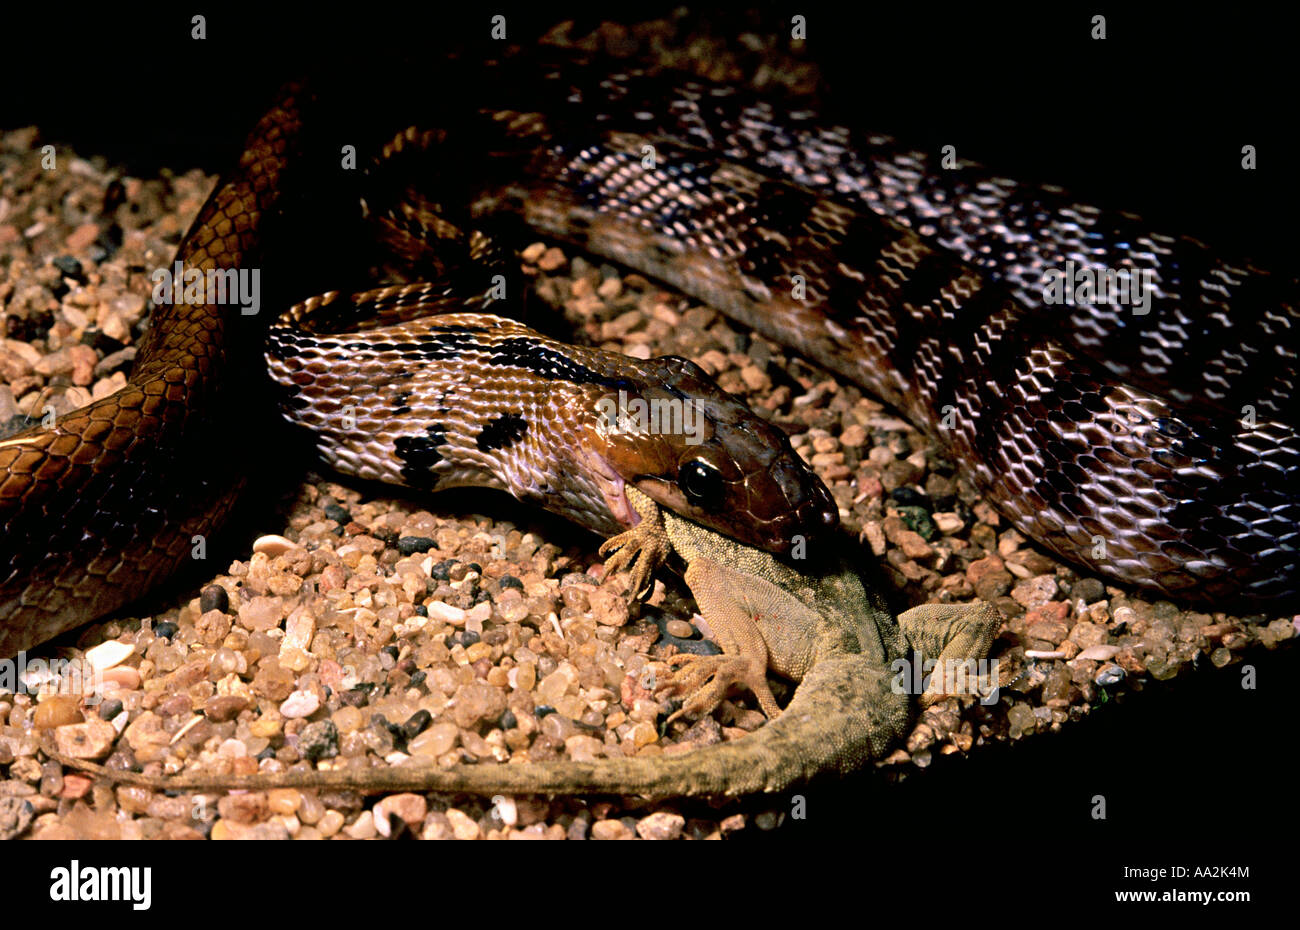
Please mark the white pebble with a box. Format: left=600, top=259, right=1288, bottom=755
left=492, top=795, right=518, bottom=827
left=84, top=640, right=135, bottom=672
left=425, top=602, right=466, bottom=625
left=1075, top=644, right=1121, bottom=661
left=279, top=690, right=320, bottom=719
left=252, top=534, right=297, bottom=557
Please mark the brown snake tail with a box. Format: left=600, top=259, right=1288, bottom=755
left=1, top=50, right=1297, bottom=659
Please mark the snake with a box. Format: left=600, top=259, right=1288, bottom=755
left=0, top=51, right=1295, bottom=659
left=0, top=76, right=835, bottom=659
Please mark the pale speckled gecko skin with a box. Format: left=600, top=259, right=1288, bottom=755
left=52, top=489, right=1000, bottom=798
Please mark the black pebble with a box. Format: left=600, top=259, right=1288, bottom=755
left=256, top=747, right=277, bottom=762
left=461, top=630, right=480, bottom=647
left=535, top=705, right=557, bottom=718
left=98, top=698, right=124, bottom=720
left=52, top=255, right=84, bottom=280
left=381, top=644, right=400, bottom=662
left=467, top=563, right=482, bottom=575
left=500, top=709, right=517, bottom=730
left=891, top=487, right=932, bottom=510
left=401, top=710, right=432, bottom=740
left=397, top=536, right=436, bottom=555
left=430, top=559, right=457, bottom=581
left=81, top=329, right=126, bottom=356
left=409, top=670, right=427, bottom=688
left=154, top=621, right=178, bottom=640
left=414, top=604, right=428, bottom=617
left=498, top=575, right=524, bottom=592
left=199, top=585, right=228, bottom=613
left=323, top=504, right=352, bottom=524
left=1096, top=666, right=1126, bottom=688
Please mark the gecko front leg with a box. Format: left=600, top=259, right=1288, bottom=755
left=598, top=493, right=673, bottom=599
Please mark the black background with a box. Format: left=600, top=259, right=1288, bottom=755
left=3, top=0, right=1293, bottom=907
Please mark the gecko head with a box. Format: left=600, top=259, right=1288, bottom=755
left=584, top=355, right=838, bottom=553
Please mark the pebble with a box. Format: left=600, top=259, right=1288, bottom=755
left=33, top=696, right=83, bottom=730
left=397, top=536, right=436, bottom=555
left=279, top=690, right=320, bottom=719
left=267, top=788, right=302, bottom=816
left=83, top=639, right=134, bottom=672
left=932, top=511, right=965, bottom=534
left=1011, top=576, right=1059, bottom=609
left=53, top=718, right=116, bottom=760
left=239, top=596, right=284, bottom=631
left=199, top=584, right=229, bottom=613
left=204, top=695, right=248, bottom=722
left=591, top=818, right=633, bottom=840
left=1069, top=578, right=1106, bottom=603
left=426, top=602, right=466, bottom=625
left=12, top=114, right=1286, bottom=841
left=299, top=720, right=339, bottom=760
left=344, top=810, right=378, bottom=839
left=445, top=808, right=481, bottom=840
left=1095, top=664, right=1126, bottom=687
left=665, top=619, right=696, bottom=638
left=0, top=797, right=34, bottom=841
left=314, top=810, right=343, bottom=837
left=537, top=247, right=566, bottom=271
left=636, top=811, right=686, bottom=840
left=374, top=793, right=427, bottom=831
left=967, top=556, right=1013, bottom=600
left=408, top=722, right=458, bottom=757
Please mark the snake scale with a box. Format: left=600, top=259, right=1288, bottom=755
left=0, top=49, right=1295, bottom=658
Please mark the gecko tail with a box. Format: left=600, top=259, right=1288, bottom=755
left=51, top=656, right=908, bottom=799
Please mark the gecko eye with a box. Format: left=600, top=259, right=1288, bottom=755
left=678, top=459, right=724, bottom=508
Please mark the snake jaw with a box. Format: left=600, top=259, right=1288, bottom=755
left=583, top=449, right=638, bottom=528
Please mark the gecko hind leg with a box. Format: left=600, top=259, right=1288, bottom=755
left=660, top=649, right=782, bottom=723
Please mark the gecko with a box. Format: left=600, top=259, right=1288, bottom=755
left=50, top=488, right=1001, bottom=797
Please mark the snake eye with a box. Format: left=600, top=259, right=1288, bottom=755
left=678, top=459, right=724, bottom=508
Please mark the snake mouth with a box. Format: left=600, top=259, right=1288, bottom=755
left=584, top=450, right=639, bottom=528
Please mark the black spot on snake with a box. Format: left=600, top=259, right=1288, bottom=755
left=394, top=423, right=448, bottom=489
left=476, top=413, right=529, bottom=452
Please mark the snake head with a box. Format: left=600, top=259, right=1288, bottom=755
left=585, top=355, right=838, bottom=554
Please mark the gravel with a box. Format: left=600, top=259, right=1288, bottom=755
left=2, top=21, right=1296, bottom=840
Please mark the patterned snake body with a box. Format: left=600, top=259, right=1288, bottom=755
left=291, top=56, right=1295, bottom=605
left=0, top=90, right=308, bottom=657
left=466, top=61, right=1298, bottom=607
left=1, top=54, right=1296, bottom=658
